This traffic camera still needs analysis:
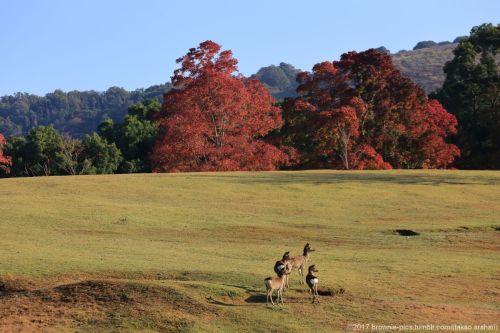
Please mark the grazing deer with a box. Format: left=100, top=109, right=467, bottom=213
left=264, top=262, right=291, bottom=305
left=306, top=265, right=319, bottom=304
left=287, top=243, right=315, bottom=285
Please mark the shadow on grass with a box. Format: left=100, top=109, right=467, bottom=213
left=206, top=297, right=240, bottom=306
left=207, top=287, right=343, bottom=306
left=199, top=171, right=499, bottom=187
left=221, top=284, right=259, bottom=293
left=245, top=294, right=320, bottom=304
left=244, top=294, right=267, bottom=303
left=205, top=294, right=266, bottom=307
left=207, top=294, right=306, bottom=307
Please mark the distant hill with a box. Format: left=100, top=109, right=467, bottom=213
left=250, top=62, right=301, bottom=99
left=391, top=43, right=457, bottom=94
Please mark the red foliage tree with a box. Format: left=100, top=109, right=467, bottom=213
left=282, top=49, right=459, bottom=169
left=0, top=133, right=12, bottom=174
left=151, top=41, right=288, bottom=172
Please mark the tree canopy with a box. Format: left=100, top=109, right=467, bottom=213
left=98, top=99, right=160, bottom=173
left=151, top=41, right=289, bottom=172
left=281, top=49, right=459, bottom=169
left=434, top=23, right=500, bottom=169
left=81, top=133, right=122, bottom=174
left=2, top=125, right=122, bottom=177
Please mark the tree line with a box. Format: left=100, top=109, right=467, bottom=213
left=0, top=23, right=498, bottom=175
left=0, top=84, right=170, bottom=138
left=0, top=100, right=159, bottom=176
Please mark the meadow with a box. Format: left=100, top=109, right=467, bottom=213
left=0, top=170, right=498, bottom=332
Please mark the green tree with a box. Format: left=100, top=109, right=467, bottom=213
left=97, top=100, right=160, bottom=173
left=3, top=126, right=87, bottom=177
left=22, top=126, right=62, bottom=176
left=82, top=133, right=122, bottom=174
left=433, top=23, right=500, bottom=169
left=55, top=135, right=87, bottom=175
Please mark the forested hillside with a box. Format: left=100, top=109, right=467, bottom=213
left=0, top=84, right=170, bottom=138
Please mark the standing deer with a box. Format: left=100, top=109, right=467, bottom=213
left=264, top=262, right=291, bottom=305
left=306, top=265, right=320, bottom=304
left=287, top=243, right=315, bottom=285
left=274, top=251, right=290, bottom=289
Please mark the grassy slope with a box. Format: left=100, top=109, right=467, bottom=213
left=0, top=171, right=499, bottom=332
left=391, top=44, right=456, bottom=94
left=391, top=44, right=500, bottom=94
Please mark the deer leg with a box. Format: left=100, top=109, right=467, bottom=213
left=314, top=284, right=319, bottom=303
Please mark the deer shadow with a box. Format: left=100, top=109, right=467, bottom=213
left=244, top=294, right=267, bottom=303
left=206, top=284, right=343, bottom=307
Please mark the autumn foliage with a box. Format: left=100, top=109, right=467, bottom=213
left=281, top=49, right=459, bottom=169
left=0, top=133, right=12, bottom=173
left=151, top=41, right=289, bottom=172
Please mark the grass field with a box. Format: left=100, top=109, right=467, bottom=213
left=0, top=170, right=499, bottom=332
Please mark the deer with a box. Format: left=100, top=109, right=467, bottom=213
left=286, top=243, right=315, bottom=286
left=306, top=264, right=320, bottom=304
left=274, top=251, right=290, bottom=289
left=264, top=261, right=291, bottom=306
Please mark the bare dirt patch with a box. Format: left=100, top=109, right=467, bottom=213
left=317, top=287, right=345, bottom=296
left=0, top=277, right=214, bottom=332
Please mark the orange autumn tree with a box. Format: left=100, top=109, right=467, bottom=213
left=152, top=41, right=289, bottom=172
left=282, top=49, right=460, bottom=169
left=0, top=133, right=12, bottom=174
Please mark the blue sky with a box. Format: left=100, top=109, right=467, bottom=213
left=1, top=0, right=499, bottom=95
